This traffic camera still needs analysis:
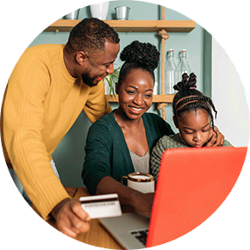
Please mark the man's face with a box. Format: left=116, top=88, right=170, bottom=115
left=82, top=42, right=120, bottom=87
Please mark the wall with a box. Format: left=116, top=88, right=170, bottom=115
left=29, top=0, right=210, bottom=187
left=212, top=38, right=250, bottom=147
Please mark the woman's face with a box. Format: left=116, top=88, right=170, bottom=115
left=116, top=69, right=154, bottom=120
left=176, top=109, right=212, bottom=148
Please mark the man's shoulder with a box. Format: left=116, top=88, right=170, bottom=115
left=26, top=44, right=63, bottom=51
left=24, top=44, right=64, bottom=57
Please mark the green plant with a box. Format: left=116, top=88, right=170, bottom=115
left=104, top=67, right=120, bottom=97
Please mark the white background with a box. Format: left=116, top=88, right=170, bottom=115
left=0, top=0, right=250, bottom=250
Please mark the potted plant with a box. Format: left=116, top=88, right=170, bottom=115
left=104, top=67, right=120, bottom=98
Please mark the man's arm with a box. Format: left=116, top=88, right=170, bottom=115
left=83, top=80, right=112, bottom=123
left=50, top=198, right=90, bottom=238
left=2, top=48, right=91, bottom=238
left=2, top=50, right=69, bottom=219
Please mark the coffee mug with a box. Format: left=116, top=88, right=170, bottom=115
left=121, top=172, right=155, bottom=193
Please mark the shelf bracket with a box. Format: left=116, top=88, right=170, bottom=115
left=157, top=103, right=168, bottom=121
left=158, top=29, right=169, bottom=94
left=157, top=28, right=169, bottom=121
left=158, top=29, right=169, bottom=40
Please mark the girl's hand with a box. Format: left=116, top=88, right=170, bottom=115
left=205, top=127, right=224, bottom=147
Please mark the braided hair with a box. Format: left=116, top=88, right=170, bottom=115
left=117, top=40, right=160, bottom=89
left=173, top=73, right=217, bottom=131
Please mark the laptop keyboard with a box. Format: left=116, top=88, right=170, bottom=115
left=130, top=229, right=148, bottom=246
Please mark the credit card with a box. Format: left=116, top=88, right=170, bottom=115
left=80, top=193, right=122, bottom=219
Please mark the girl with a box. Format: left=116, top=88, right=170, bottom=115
left=151, top=73, right=232, bottom=181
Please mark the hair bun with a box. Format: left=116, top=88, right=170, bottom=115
left=120, top=40, right=159, bottom=71
left=174, top=73, right=197, bottom=91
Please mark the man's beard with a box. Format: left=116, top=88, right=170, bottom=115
left=81, top=73, right=98, bottom=87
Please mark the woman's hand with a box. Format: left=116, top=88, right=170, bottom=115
left=50, top=198, right=90, bottom=238
left=130, top=192, right=155, bottom=216
left=97, top=176, right=154, bottom=216
left=205, top=127, right=225, bottom=147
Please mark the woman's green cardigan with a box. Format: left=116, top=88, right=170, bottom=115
left=82, top=111, right=174, bottom=195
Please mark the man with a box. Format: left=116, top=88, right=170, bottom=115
left=1, top=18, right=120, bottom=238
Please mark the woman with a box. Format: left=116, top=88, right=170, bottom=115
left=82, top=41, right=224, bottom=215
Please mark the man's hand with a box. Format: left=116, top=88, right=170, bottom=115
left=51, top=198, right=90, bottom=238
left=205, top=127, right=225, bottom=147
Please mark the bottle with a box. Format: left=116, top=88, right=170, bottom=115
left=175, top=53, right=182, bottom=84
left=175, top=49, right=191, bottom=83
left=165, top=49, right=176, bottom=94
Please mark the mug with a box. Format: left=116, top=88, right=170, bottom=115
left=115, top=6, right=130, bottom=20
left=121, top=172, right=155, bottom=193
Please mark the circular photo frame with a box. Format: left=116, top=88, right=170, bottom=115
left=1, top=0, right=250, bottom=249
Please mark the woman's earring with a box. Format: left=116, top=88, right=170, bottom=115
left=115, top=82, right=119, bottom=94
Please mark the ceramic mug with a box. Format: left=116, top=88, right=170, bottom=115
left=115, top=6, right=130, bottom=20
left=121, top=172, right=155, bottom=193
left=90, top=2, right=109, bottom=20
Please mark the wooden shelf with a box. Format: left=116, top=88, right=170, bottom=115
left=106, top=94, right=174, bottom=103
left=44, top=20, right=196, bottom=33
left=43, top=17, right=194, bottom=120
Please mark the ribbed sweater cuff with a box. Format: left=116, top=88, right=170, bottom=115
left=33, top=180, right=71, bottom=220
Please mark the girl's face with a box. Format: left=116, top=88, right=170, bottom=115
left=176, top=109, right=212, bottom=148
left=116, top=69, right=154, bottom=120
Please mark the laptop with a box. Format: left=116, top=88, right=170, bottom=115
left=99, top=147, right=247, bottom=249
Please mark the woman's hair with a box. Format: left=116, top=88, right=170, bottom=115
left=64, top=18, right=120, bottom=54
left=173, top=73, right=217, bottom=131
left=117, top=40, right=160, bottom=89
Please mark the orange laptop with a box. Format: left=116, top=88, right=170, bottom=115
left=99, top=147, right=247, bottom=249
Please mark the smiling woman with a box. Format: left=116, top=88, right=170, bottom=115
left=114, top=41, right=161, bottom=156
left=116, top=70, right=154, bottom=125
left=82, top=40, right=174, bottom=215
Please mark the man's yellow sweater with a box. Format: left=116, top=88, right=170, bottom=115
left=1, top=44, right=112, bottom=219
